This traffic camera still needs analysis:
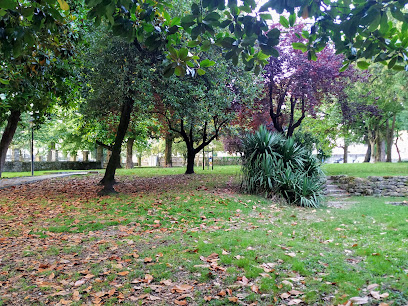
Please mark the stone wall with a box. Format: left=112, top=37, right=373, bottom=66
left=329, top=175, right=408, bottom=197
left=4, top=161, right=102, bottom=172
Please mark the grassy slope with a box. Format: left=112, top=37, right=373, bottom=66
left=0, top=166, right=406, bottom=305
left=323, top=162, right=408, bottom=177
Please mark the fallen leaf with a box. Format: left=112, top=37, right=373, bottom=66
left=144, top=257, right=152, bottom=263
left=204, top=296, right=212, bottom=301
left=144, top=274, right=153, bottom=284
left=287, top=299, right=303, bottom=305
left=72, top=291, right=80, bottom=301
left=251, top=285, right=260, bottom=293
left=237, top=275, right=249, bottom=285
left=160, top=279, right=172, bottom=286
left=117, top=271, right=129, bottom=276
left=289, top=289, right=304, bottom=296
left=228, top=297, right=239, bottom=302
left=218, top=290, right=227, bottom=297
left=171, top=284, right=193, bottom=293
left=174, top=299, right=187, bottom=305
left=367, top=284, right=379, bottom=290
left=74, top=279, right=86, bottom=287
left=349, top=296, right=369, bottom=304
left=286, top=252, right=296, bottom=258
left=280, top=292, right=290, bottom=299
left=222, top=250, right=230, bottom=255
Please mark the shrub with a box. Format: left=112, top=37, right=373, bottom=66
left=241, top=126, right=325, bottom=207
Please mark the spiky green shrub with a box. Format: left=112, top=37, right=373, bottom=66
left=241, top=126, right=325, bottom=207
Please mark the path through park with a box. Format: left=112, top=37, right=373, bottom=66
left=0, top=172, right=89, bottom=189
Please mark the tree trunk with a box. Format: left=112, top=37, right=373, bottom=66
left=82, top=150, right=89, bottom=162
left=0, top=110, right=21, bottom=177
left=138, top=155, right=142, bottom=167
left=363, top=137, right=371, bottom=163
left=343, top=142, right=348, bottom=164
left=126, top=137, right=134, bottom=169
left=375, top=130, right=382, bottom=162
left=47, top=142, right=55, bottom=162
left=96, top=145, right=103, bottom=168
left=99, top=99, right=133, bottom=194
left=185, top=147, right=195, bottom=174
left=164, top=134, right=173, bottom=167
left=386, top=115, right=396, bottom=162
left=380, top=140, right=386, bottom=162
left=369, top=138, right=376, bottom=163
left=395, top=132, right=402, bottom=162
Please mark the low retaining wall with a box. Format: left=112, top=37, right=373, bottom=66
left=4, top=161, right=102, bottom=172
left=329, top=175, right=408, bottom=197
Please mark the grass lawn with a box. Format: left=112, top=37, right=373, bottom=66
left=323, top=162, right=408, bottom=177
left=0, top=166, right=407, bottom=305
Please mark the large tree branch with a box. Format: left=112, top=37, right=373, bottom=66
left=194, top=118, right=229, bottom=154
left=96, top=140, right=113, bottom=151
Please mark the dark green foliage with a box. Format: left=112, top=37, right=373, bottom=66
left=241, top=126, right=325, bottom=208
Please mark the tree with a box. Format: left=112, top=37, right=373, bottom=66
left=86, top=0, right=408, bottom=74
left=0, top=0, right=81, bottom=177
left=154, top=56, right=259, bottom=174
left=82, top=29, right=160, bottom=192
left=262, top=24, right=356, bottom=138
left=339, top=64, right=406, bottom=162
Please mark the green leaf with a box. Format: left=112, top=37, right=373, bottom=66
left=267, top=28, right=280, bottom=39
left=339, top=61, right=350, bottom=72
left=292, top=42, right=307, bottom=52
left=0, top=0, right=16, bottom=9
left=178, top=48, right=188, bottom=60
left=197, top=68, right=206, bottom=75
left=174, top=65, right=185, bottom=77
left=200, top=59, right=215, bottom=68
left=289, top=13, right=296, bottom=27
left=170, top=17, right=181, bottom=26
left=0, top=78, right=10, bottom=85
left=279, top=16, right=289, bottom=29
left=255, top=51, right=270, bottom=61
left=57, top=0, right=70, bottom=11
left=379, top=14, right=389, bottom=35
left=201, top=40, right=211, bottom=51
left=391, top=65, right=404, bottom=71
left=367, top=13, right=381, bottom=32
left=163, top=64, right=175, bottom=78
left=204, top=12, right=221, bottom=21
left=191, top=25, right=201, bottom=40
left=187, top=40, right=200, bottom=47
left=387, top=57, right=397, bottom=69
left=357, top=61, right=370, bottom=70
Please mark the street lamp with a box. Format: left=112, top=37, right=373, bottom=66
left=29, top=118, right=34, bottom=176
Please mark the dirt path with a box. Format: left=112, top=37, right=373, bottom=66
left=0, top=172, right=90, bottom=189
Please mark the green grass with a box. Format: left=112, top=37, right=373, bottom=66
left=116, top=165, right=242, bottom=177
left=4, top=160, right=406, bottom=180
left=0, top=165, right=407, bottom=305
left=323, top=162, right=408, bottom=177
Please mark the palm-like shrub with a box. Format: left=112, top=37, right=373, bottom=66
left=241, top=126, right=325, bottom=207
